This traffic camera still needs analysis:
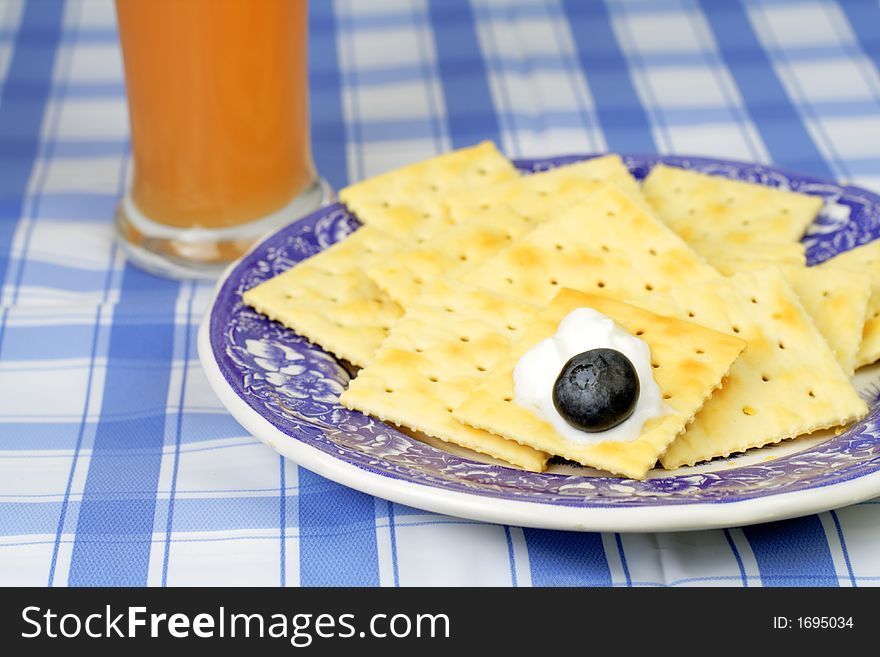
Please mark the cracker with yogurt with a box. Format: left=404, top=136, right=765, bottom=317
left=818, top=238, right=880, bottom=368
left=464, top=185, right=720, bottom=306
left=634, top=267, right=868, bottom=469
left=367, top=155, right=642, bottom=307
left=340, top=279, right=549, bottom=471
left=244, top=142, right=519, bottom=367
left=642, top=164, right=823, bottom=245
left=452, top=289, right=746, bottom=479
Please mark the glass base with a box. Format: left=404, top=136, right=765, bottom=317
left=115, top=177, right=333, bottom=280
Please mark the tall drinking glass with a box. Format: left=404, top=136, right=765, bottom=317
left=114, top=0, right=328, bottom=279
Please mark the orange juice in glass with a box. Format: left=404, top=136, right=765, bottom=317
left=115, top=0, right=327, bottom=278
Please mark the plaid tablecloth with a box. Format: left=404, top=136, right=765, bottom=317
left=2, top=0, right=880, bottom=587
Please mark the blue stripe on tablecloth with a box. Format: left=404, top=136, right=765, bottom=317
left=23, top=141, right=129, bottom=158
left=164, top=497, right=281, bottom=533
left=109, top=49, right=867, bottom=93
left=300, top=2, right=379, bottom=586
left=160, top=284, right=196, bottom=587
left=0, top=415, right=249, bottom=450
left=334, top=5, right=366, bottom=182
left=698, top=0, right=833, bottom=177
left=44, top=81, right=125, bottom=98
left=413, top=3, right=446, bottom=153
left=429, top=0, right=502, bottom=148
left=46, top=144, right=121, bottom=585
left=828, top=510, right=857, bottom=587
left=0, top=0, right=63, bottom=290
left=503, top=526, right=518, bottom=587
left=46, top=305, right=101, bottom=585
left=386, top=500, right=400, bottom=587
left=28, top=192, right=121, bottom=221
left=7, top=0, right=81, bottom=307
left=0, top=422, right=94, bottom=451
left=3, top=501, right=70, bottom=535
left=173, top=413, right=248, bottom=443
left=559, top=0, right=656, bottom=153
left=0, top=26, right=118, bottom=45
left=309, top=0, right=348, bottom=191
left=12, top=262, right=110, bottom=294
left=299, top=4, right=379, bottom=578
left=723, top=528, right=750, bottom=587
left=279, top=457, right=287, bottom=587
left=2, top=322, right=97, bottom=361
left=743, top=516, right=838, bottom=586
left=614, top=533, right=632, bottom=586
left=523, top=529, right=612, bottom=586
left=838, top=0, right=880, bottom=88
left=297, top=468, right=379, bottom=586
left=540, top=3, right=602, bottom=153
left=67, top=267, right=180, bottom=586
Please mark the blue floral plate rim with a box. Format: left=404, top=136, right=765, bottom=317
left=198, top=153, right=880, bottom=532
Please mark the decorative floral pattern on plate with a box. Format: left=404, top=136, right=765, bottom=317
left=209, top=155, right=880, bottom=508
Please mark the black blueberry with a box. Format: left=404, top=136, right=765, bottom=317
left=552, top=348, right=640, bottom=432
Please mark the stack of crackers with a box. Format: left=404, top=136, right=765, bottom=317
left=244, top=142, right=873, bottom=479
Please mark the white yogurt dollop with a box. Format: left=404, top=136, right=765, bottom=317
left=513, top=308, right=667, bottom=444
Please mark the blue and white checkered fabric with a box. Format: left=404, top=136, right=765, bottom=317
left=2, top=0, right=880, bottom=587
